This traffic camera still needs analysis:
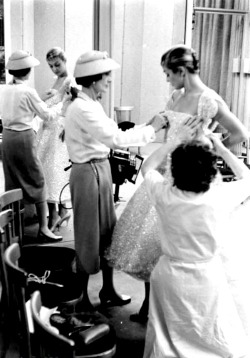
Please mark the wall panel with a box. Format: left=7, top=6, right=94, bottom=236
left=34, top=0, right=64, bottom=96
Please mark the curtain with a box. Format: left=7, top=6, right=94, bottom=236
left=192, top=0, right=250, bottom=160
left=192, top=1, right=234, bottom=102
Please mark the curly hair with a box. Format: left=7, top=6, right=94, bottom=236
left=161, top=44, right=199, bottom=74
left=171, top=140, right=218, bottom=193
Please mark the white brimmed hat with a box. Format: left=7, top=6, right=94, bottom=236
left=74, top=50, right=120, bottom=78
left=6, top=50, right=40, bottom=70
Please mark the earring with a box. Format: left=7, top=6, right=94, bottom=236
left=93, top=81, right=96, bottom=85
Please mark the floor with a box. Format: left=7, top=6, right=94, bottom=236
left=0, top=142, right=161, bottom=358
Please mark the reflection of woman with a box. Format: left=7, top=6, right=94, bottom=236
left=64, top=50, right=165, bottom=311
left=106, top=44, right=249, bottom=323
left=142, top=133, right=250, bottom=358
left=36, top=47, right=72, bottom=231
left=0, top=50, right=64, bottom=242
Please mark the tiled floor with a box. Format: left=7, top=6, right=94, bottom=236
left=0, top=142, right=161, bottom=358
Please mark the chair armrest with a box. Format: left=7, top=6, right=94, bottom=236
left=77, top=324, right=110, bottom=345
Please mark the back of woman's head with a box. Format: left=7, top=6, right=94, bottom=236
left=171, top=140, right=218, bottom=193
left=46, top=47, right=67, bottom=62
left=161, top=45, right=199, bottom=74
left=9, top=68, right=31, bottom=78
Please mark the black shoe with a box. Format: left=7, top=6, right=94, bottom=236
left=99, top=290, right=131, bottom=307
left=130, top=312, right=148, bottom=324
left=74, top=298, right=96, bottom=313
left=37, top=231, right=63, bottom=243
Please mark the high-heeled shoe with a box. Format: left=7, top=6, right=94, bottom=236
left=37, top=230, right=63, bottom=243
left=50, top=212, right=71, bottom=232
left=99, top=290, right=131, bottom=307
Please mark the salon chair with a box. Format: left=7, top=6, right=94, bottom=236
left=4, top=242, right=83, bottom=357
left=31, top=290, right=117, bottom=358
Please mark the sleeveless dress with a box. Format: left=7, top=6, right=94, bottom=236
left=106, top=88, right=228, bottom=281
left=36, top=78, right=72, bottom=203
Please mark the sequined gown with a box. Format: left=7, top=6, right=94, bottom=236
left=36, top=78, right=71, bottom=203
left=106, top=88, right=227, bottom=281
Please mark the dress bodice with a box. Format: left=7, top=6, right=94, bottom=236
left=161, top=88, right=224, bottom=182
left=165, top=87, right=225, bottom=132
left=45, top=76, right=73, bottom=108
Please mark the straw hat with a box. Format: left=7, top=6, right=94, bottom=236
left=6, top=50, right=40, bottom=70
left=74, top=50, right=120, bottom=78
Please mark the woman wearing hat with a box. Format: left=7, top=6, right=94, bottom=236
left=0, top=50, right=65, bottom=242
left=64, top=50, right=165, bottom=310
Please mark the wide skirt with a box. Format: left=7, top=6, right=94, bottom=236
left=106, top=180, right=162, bottom=281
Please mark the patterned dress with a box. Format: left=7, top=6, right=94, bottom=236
left=36, top=78, right=71, bottom=203
left=106, top=88, right=228, bottom=281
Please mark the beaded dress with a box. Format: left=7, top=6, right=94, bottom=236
left=106, top=88, right=227, bottom=281
left=36, top=77, right=71, bottom=203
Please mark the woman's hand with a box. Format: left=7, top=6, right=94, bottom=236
left=44, top=88, right=57, bottom=100
left=208, top=133, right=227, bottom=156
left=147, top=114, right=167, bottom=133
left=176, top=116, right=204, bottom=143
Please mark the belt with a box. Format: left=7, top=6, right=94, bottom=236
left=88, top=157, right=108, bottom=163
left=71, top=157, right=108, bottom=165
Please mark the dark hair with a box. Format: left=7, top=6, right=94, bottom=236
left=70, top=86, right=79, bottom=100
left=75, top=71, right=111, bottom=88
left=46, top=47, right=67, bottom=62
left=171, top=140, right=218, bottom=193
left=161, top=45, right=199, bottom=74
left=9, top=68, right=31, bottom=77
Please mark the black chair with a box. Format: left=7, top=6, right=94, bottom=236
left=31, top=290, right=75, bottom=358
left=31, top=290, right=117, bottom=358
left=3, top=242, right=32, bottom=358
left=0, top=189, right=25, bottom=330
left=0, top=209, right=14, bottom=358
left=4, top=243, right=83, bottom=358
left=0, top=188, right=24, bottom=246
left=19, top=244, right=82, bottom=308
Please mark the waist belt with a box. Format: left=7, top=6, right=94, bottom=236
left=88, top=157, right=108, bottom=163
left=71, top=157, right=108, bottom=165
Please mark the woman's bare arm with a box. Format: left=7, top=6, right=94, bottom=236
left=214, top=102, right=248, bottom=147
